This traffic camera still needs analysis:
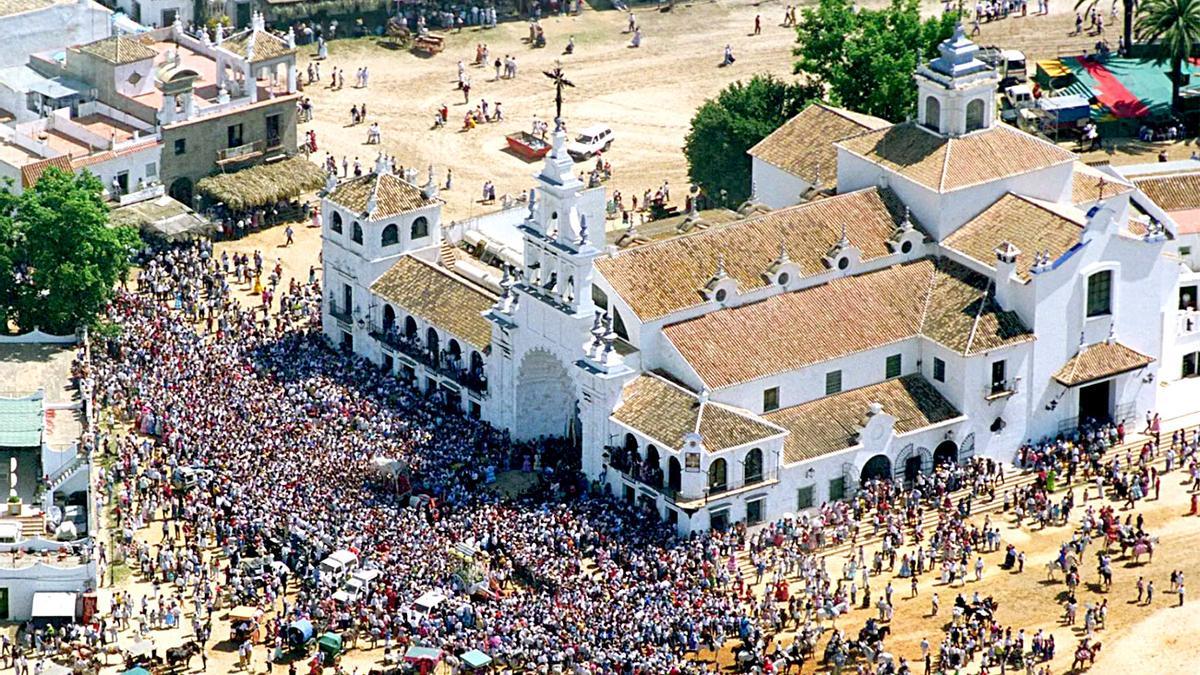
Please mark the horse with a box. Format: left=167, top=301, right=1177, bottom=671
left=165, top=641, right=200, bottom=671
left=816, top=602, right=850, bottom=625
left=1071, top=641, right=1102, bottom=671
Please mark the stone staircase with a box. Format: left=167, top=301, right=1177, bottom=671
left=45, top=455, right=88, bottom=495
left=12, top=513, right=45, bottom=539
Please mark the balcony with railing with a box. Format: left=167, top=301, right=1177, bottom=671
left=328, top=301, right=351, bottom=324
left=606, top=445, right=778, bottom=507
left=1178, top=309, right=1200, bottom=338
left=370, top=324, right=488, bottom=395
left=217, top=139, right=266, bottom=165
left=985, top=379, right=1015, bottom=401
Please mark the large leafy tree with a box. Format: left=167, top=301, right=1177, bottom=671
left=1136, top=0, right=1200, bottom=112
left=1, top=169, right=138, bottom=334
left=794, top=0, right=958, bottom=122
left=683, top=74, right=820, bottom=207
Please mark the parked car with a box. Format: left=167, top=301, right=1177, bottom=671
left=567, top=125, right=614, bottom=160
left=318, top=549, right=359, bottom=586
left=332, top=568, right=381, bottom=603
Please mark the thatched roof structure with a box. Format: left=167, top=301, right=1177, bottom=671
left=197, top=156, right=325, bottom=210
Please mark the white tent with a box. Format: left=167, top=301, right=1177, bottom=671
left=31, top=592, right=77, bottom=622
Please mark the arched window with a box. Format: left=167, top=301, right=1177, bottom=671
left=708, top=458, right=728, bottom=494
left=383, top=304, right=396, bottom=332
left=351, top=222, right=363, bottom=244
left=965, top=98, right=985, bottom=132
left=924, top=96, right=941, bottom=131
left=426, top=327, right=440, bottom=366
left=381, top=223, right=399, bottom=247
left=411, top=216, right=429, bottom=239
left=331, top=212, right=343, bottom=234
left=744, top=448, right=763, bottom=484
left=404, top=316, right=418, bottom=339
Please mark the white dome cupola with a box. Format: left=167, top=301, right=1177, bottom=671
left=914, top=24, right=999, bottom=137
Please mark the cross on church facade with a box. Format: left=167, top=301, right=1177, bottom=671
left=543, top=61, right=575, bottom=127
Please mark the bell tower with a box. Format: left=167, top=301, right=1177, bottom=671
left=518, top=121, right=604, bottom=317
left=914, top=24, right=999, bottom=136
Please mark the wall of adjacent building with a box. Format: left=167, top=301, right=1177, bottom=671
left=0, top=2, right=111, bottom=70
left=159, top=94, right=297, bottom=192
left=750, top=157, right=811, bottom=210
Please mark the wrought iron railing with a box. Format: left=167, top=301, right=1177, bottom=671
left=371, top=324, right=487, bottom=395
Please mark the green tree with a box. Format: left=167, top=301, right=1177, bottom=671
left=1136, top=0, right=1200, bottom=112
left=683, top=74, right=820, bottom=207
left=794, top=0, right=957, bottom=122
left=4, top=169, right=137, bottom=334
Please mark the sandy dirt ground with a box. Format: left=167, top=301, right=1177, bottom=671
left=77, top=3, right=1200, bottom=673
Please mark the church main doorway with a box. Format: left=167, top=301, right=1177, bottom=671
left=1078, top=380, right=1113, bottom=424
left=514, top=349, right=577, bottom=441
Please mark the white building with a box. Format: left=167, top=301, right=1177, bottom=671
left=0, top=0, right=111, bottom=70
left=325, top=26, right=1187, bottom=534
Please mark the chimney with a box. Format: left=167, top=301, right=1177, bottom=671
left=992, top=241, right=1020, bottom=308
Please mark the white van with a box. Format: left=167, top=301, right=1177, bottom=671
left=404, top=590, right=447, bottom=626
left=332, top=568, right=381, bottom=603
left=318, top=549, right=359, bottom=585
left=567, top=125, right=614, bottom=160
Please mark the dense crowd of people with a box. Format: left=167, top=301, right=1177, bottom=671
left=27, top=239, right=1174, bottom=675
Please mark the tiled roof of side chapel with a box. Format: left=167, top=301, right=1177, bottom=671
left=596, top=187, right=917, bottom=321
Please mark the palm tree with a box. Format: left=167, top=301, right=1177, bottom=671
left=1137, top=0, right=1200, bottom=113
left=1076, top=0, right=1137, bottom=54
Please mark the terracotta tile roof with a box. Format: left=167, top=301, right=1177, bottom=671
left=370, top=256, right=496, bottom=350
left=663, top=258, right=1032, bottom=389
left=1053, top=341, right=1154, bottom=387
left=765, top=375, right=961, bottom=464
left=0, top=0, right=51, bottom=18
left=1071, top=163, right=1133, bottom=205
left=596, top=187, right=913, bottom=321
left=222, top=29, right=295, bottom=62
left=327, top=173, right=436, bottom=222
left=943, top=193, right=1083, bottom=282
left=749, top=103, right=889, bottom=183
left=76, top=35, right=157, bottom=65
left=922, top=258, right=1033, bottom=355
left=836, top=122, right=1075, bottom=193
left=70, top=139, right=159, bottom=170
left=1133, top=172, right=1200, bottom=212
left=611, top=374, right=783, bottom=451
left=20, top=155, right=72, bottom=188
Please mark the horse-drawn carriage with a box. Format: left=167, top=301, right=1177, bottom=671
left=413, top=33, right=446, bottom=55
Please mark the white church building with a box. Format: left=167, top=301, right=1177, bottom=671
left=323, top=27, right=1188, bottom=534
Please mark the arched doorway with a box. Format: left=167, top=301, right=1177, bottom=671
left=447, top=339, right=462, bottom=370
left=934, top=440, right=958, bottom=467
left=860, top=455, right=892, bottom=484
left=404, top=316, right=418, bottom=339
left=169, top=177, right=193, bottom=206
left=426, top=327, right=439, bottom=366
left=383, top=305, right=396, bottom=332
left=744, top=448, right=763, bottom=484
left=514, top=349, right=577, bottom=441
left=668, top=457, right=682, bottom=493
left=708, top=458, right=728, bottom=494
left=645, top=445, right=662, bottom=488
